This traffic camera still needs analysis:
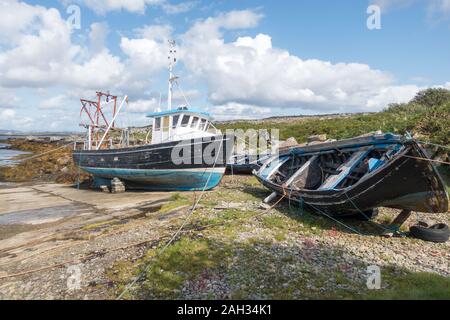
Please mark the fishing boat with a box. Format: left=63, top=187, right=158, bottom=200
left=73, top=41, right=233, bottom=191
left=254, top=133, right=449, bottom=216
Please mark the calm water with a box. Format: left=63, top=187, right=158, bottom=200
left=0, top=141, right=30, bottom=166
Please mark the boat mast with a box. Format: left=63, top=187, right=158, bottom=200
left=167, top=40, right=177, bottom=110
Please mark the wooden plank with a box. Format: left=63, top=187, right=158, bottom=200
left=319, top=150, right=370, bottom=190
left=260, top=156, right=290, bottom=180
left=283, top=156, right=318, bottom=187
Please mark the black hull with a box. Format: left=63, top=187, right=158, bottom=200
left=255, top=138, right=448, bottom=216
left=73, top=135, right=234, bottom=191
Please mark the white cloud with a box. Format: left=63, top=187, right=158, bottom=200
left=0, top=108, right=33, bottom=130
left=365, top=85, right=420, bottom=109
left=79, top=0, right=163, bottom=14
left=0, top=108, right=16, bottom=119
left=439, top=0, right=450, bottom=13
left=127, top=98, right=159, bottom=112
left=0, top=5, right=79, bottom=88
left=428, top=0, right=450, bottom=18
left=0, top=0, right=44, bottom=45
left=0, top=2, right=125, bottom=90
left=134, top=24, right=173, bottom=41
left=162, top=1, right=198, bottom=14
left=119, top=35, right=169, bottom=93
left=210, top=102, right=272, bottom=120
left=0, top=4, right=447, bottom=131
left=0, top=88, right=21, bottom=108
left=369, top=0, right=417, bottom=12
left=69, top=50, right=125, bottom=89
left=77, top=0, right=197, bottom=15
left=183, top=10, right=264, bottom=42
left=182, top=24, right=414, bottom=112
left=39, top=94, right=68, bottom=109
left=89, top=22, right=109, bottom=54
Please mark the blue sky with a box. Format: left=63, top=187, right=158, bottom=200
left=0, top=0, right=449, bottom=131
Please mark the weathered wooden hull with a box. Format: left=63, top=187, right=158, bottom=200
left=73, top=135, right=234, bottom=191
left=226, top=154, right=271, bottom=175
left=254, top=134, right=449, bottom=216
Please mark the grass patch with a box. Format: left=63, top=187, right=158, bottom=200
left=82, top=219, right=119, bottom=231
left=364, top=271, right=450, bottom=300
left=157, top=194, right=192, bottom=214
left=262, top=215, right=288, bottom=230
left=141, top=238, right=229, bottom=299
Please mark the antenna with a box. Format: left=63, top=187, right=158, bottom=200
left=167, top=40, right=177, bottom=110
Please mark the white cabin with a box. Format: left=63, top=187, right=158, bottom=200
left=147, top=106, right=218, bottom=144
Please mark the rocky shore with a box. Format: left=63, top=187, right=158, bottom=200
left=0, top=139, right=90, bottom=184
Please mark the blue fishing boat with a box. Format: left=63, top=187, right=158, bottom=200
left=73, top=41, right=234, bottom=191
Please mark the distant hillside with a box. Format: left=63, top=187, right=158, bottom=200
left=218, top=88, right=450, bottom=147
left=216, top=112, right=375, bottom=125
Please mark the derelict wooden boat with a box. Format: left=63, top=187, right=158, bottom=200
left=254, top=133, right=449, bottom=216
left=227, top=153, right=271, bottom=175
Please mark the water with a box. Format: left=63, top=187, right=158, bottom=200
left=0, top=142, right=30, bottom=167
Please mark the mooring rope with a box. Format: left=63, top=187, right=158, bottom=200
left=401, top=154, right=450, bottom=166
left=116, top=137, right=225, bottom=300
left=417, top=140, right=450, bottom=151
left=0, top=183, right=284, bottom=282
left=343, top=191, right=403, bottom=234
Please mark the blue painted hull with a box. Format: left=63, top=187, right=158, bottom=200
left=73, top=135, right=234, bottom=191
left=84, top=167, right=225, bottom=191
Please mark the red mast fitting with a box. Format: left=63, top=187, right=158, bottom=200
left=79, top=91, right=119, bottom=150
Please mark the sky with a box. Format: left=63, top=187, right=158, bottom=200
left=0, top=0, right=449, bottom=132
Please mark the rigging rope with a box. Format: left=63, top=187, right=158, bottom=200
left=13, top=142, right=74, bottom=163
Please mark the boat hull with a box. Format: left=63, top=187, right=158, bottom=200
left=254, top=135, right=449, bottom=215
left=73, top=135, right=233, bottom=191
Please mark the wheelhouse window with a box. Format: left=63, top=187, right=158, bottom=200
left=162, top=116, right=170, bottom=132
left=172, top=115, right=180, bottom=129
left=154, top=117, right=161, bottom=130
left=191, top=117, right=199, bottom=128
left=199, top=118, right=207, bottom=130
left=181, top=115, right=190, bottom=127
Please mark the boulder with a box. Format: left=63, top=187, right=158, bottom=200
left=279, top=137, right=298, bottom=149
left=307, top=134, right=327, bottom=143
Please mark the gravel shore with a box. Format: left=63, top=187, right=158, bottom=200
left=0, top=176, right=448, bottom=299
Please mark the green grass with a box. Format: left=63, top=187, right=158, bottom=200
left=82, top=219, right=119, bottom=231
left=157, top=194, right=192, bottom=214
left=218, top=101, right=450, bottom=146
left=142, top=238, right=229, bottom=299
left=364, top=271, right=450, bottom=300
